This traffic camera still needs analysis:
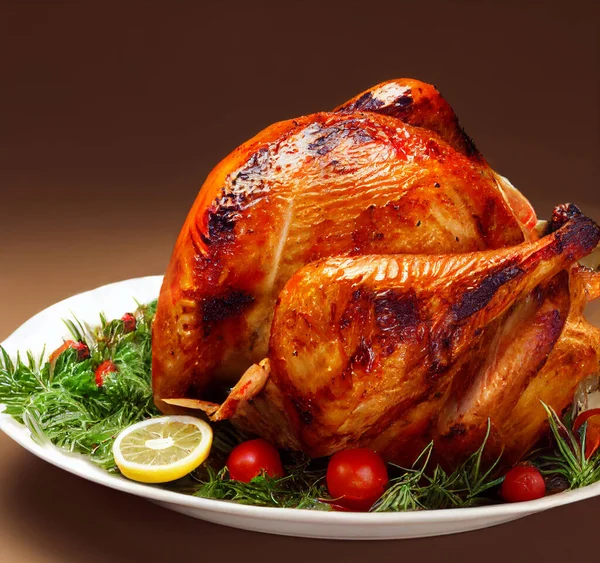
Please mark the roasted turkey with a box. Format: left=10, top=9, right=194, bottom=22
left=152, top=79, right=600, bottom=469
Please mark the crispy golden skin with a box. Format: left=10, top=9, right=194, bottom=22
left=206, top=208, right=600, bottom=469
left=153, top=79, right=600, bottom=469
left=153, top=79, right=536, bottom=413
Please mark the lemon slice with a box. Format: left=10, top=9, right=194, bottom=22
left=113, top=416, right=213, bottom=483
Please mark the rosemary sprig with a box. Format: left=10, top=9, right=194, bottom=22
left=370, top=442, right=434, bottom=511
left=191, top=456, right=330, bottom=510
left=372, top=421, right=504, bottom=512
left=534, top=404, right=600, bottom=489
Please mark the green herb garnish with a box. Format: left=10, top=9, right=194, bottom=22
left=191, top=456, right=329, bottom=510
left=534, top=404, right=600, bottom=489
left=372, top=421, right=504, bottom=511
left=2, top=303, right=600, bottom=510
left=0, top=302, right=159, bottom=471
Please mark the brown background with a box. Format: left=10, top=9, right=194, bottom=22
left=0, top=1, right=598, bottom=561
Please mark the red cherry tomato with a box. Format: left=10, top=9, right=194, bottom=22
left=326, top=448, right=389, bottom=511
left=227, top=439, right=284, bottom=482
left=95, top=360, right=118, bottom=387
left=573, top=408, right=600, bottom=459
left=501, top=465, right=546, bottom=503
left=121, top=313, right=137, bottom=333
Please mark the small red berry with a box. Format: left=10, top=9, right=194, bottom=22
left=95, top=360, right=118, bottom=387
left=49, top=340, right=89, bottom=365
left=121, top=313, right=137, bottom=333
left=501, top=465, right=546, bottom=503
left=73, top=341, right=90, bottom=361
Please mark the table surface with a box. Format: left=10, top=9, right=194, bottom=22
left=1, top=1, right=598, bottom=561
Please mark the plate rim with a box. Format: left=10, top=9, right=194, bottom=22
left=2, top=275, right=600, bottom=527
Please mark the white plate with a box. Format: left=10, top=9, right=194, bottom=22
left=2, top=275, right=600, bottom=540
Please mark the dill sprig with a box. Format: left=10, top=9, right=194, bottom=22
left=0, top=347, right=48, bottom=414
left=0, top=301, right=160, bottom=471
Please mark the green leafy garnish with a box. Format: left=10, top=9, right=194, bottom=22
left=0, top=302, right=159, bottom=471
left=192, top=457, right=329, bottom=510
left=2, top=302, right=600, bottom=511
left=372, top=422, right=504, bottom=511
left=535, top=404, right=600, bottom=489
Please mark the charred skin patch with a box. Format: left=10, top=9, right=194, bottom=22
left=546, top=203, right=583, bottom=234
left=202, top=291, right=255, bottom=324
left=233, top=147, right=270, bottom=185
left=307, top=126, right=343, bottom=155
left=452, top=265, right=524, bottom=322
left=553, top=212, right=600, bottom=258
left=350, top=337, right=376, bottom=372
left=342, top=91, right=384, bottom=112
left=338, top=89, right=413, bottom=116
left=339, top=289, right=368, bottom=332
left=534, top=209, right=600, bottom=265
left=307, top=119, right=374, bottom=157
left=459, top=129, right=479, bottom=158
left=373, top=289, right=420, bottom=332
left=202, top=147, right=271, bottom=245
left=292, top=397, right=314, bottom=425
left=352, top=127, right=375, bottom=144
left=204, top=198, right=238, bottom=244
left=340, top=288, right=420, bottom=337
left=339, top=289, right=421, bottom=364
left=337, top=81, right=480, bottom=160
left=544, top=203, right=600, bottom=254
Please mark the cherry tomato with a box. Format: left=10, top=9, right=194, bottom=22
left=501, top=465, right=546, bottom=503
left=573, top=408, right=600, bottom=459
left=95, top=360, right=118, bottom=387
left=49, top=340, right=90, bottom=365
left=227, top=439, right=284, bottom=482
left=121, top=313, right=137, bottom=333
left=326, top=448, right=389, bottom=511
